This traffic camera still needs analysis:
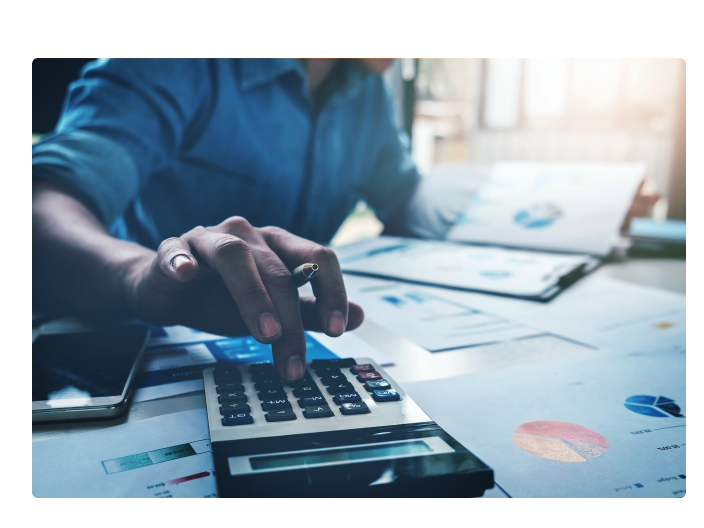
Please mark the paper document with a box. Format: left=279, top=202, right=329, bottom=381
left=446, top=162, right=645, bottom=255
left=405, top=347, right=686, bottom=497
left=337, top=236, right=594, bottom=299
left=33, top=409, right=218, bottom=497
left=433, top=275, right=686, bottom=351
left=343, top=274, right=543, bottom=352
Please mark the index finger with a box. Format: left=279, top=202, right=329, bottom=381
left=261, top=227, right=350, bottom=337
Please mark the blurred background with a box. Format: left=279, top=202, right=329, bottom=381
left=336, top=58, right=685, bottom=245
left=33, top=58, right=686, bottom=246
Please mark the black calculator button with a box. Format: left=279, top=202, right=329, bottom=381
left=320, top=374, right=348, bottom=386
left=249, top=363, right=275, bottom=373
left=340, top=402, right=370, bottom=415
left=298, top=394, right=327, bottom=408
left=326, top=383, right=354, bottom=395
left=303, top=405, right=334, bottom=419
left=216, top=382, right=245, bottom=393
left=292, top=385, right=322, bottom=398
left=261, top=398, right=292, bottom=410
left=254, top=379, right=283, bottom=392
left=333, top=392, right=362, bottom=404
left=222, top=412, right=253, bottom=426
left=286, top=373, right=315, bottom=388
left=364, top=379, right=391, bottom=392
left=220, top=402, right=251, bottom=414
left=371, top=389, right=401, bottom=402
left=312, top=366, right=342, bottom=377
left=219, top=390, right=248, bottom=402
left=258, top=389, right=288, bottom=401
left=215, top=367, right=242, bottom=383
left=251, top=372, right=279, bottom=383
left=265, top=408, right=297, bottom=422
left=311, top=358, right=357, bottom=368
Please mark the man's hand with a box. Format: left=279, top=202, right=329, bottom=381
left=125, top=217, right=364, bottom=381
left=621, top=180, right=661, bottom=233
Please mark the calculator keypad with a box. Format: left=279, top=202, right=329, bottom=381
left=293, top=385, right=322, bottom=398
left=357, top=371, right=383, bottom=381
left=216, top=382, right=245, bottom=393
left=220, top=402, right=251, bottom=414
left=265, top=408, right=297, bottom=422
left=302, top=405, right=334, bottom=419
left=219, top=391, right=247, bottom=403
left=371, top=389, right=401, bottom=402
left=261, top=398, right=292, bottom=410
left=326, top=383, right=354, bottom=395
left=298, top=394, right=327, bottom=407
left=211, top=358, right=404, bottom=429
left=333, top=392, right=362, bottom=404
left=222, top=412, right=253, bottom=426
left=363, top=379, right=391, bottom=391
left=340, top=401, right=371, bottom=415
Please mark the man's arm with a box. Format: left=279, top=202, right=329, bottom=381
left=383, top=165, right=492, bottom=239
left=33, top=180, right=364, bottom=381
left=33, top=181, right=151, bottom=318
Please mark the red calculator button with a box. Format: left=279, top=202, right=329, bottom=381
left=357, top=371, right=383, bottom=381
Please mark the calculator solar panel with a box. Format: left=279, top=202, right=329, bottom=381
left=204, top=358, right=494, bottom=497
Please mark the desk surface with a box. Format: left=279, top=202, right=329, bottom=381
left=33, top=257, right=685, bottom=444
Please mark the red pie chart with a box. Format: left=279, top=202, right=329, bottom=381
left=512, top=420, right=609, bottom=462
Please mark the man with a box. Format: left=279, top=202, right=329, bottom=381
left=33, top=59, right=656, bottom=381
left=32, top=59, right=417, bottom=381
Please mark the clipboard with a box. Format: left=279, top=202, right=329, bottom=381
left=336, top=237, right=600, bottom=302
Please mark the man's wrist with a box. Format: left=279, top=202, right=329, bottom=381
left=115, top=251, right=155, bottom=319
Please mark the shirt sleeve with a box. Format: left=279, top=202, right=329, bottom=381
left=361, top=79, right=422, bottom=226
left=32, top=59, right=212, bottom=225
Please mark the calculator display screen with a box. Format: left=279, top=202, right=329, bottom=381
left=250, top=440, right=433, bottom=470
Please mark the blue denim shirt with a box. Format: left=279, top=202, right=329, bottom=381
left=32, top=59, right=420, bottom=248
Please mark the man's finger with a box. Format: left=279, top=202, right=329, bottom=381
left=181, top=227, right=282, bottom=344
left=248, top=244, right=308, bottom=381
left=261, top=227, right=352, bottom=337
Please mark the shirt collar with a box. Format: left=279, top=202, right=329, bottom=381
left=238, top=59, right=303, bottom=91
left=238, top=59, right=370, bottom=105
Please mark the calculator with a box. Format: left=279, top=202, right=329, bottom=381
left=203, top=358, right=494, bottom=497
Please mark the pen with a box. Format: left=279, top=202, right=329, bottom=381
left=292, top=263, right=319, bottom=288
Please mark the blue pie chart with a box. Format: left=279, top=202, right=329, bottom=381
left=514, top=203, right=562, bottom=229
left=624, top=395, right=683, bottom=418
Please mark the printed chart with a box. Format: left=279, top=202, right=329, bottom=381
left=343, top=274, right=542, bottom=352
left=624, top=395, right=684, bottom=418
left=446, top=162, right=645, bottom=255
left=512, top=421, right=609, bottom=462
left=33, top=409, right=219, bottom=498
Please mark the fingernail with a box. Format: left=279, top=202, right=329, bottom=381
left=328, top=310, right=346, bottom=335
left=285, top=354, right=304, bottom=381
left=171, top=255, right=191, bottom=270
left=258, top=313, right=281, bottom=338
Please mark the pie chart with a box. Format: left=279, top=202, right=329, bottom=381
left=624, top=395, right=683, bottom=418
left=512, top=420, right=609, bottom=463
left=514, top=203, right=562, bottom=229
